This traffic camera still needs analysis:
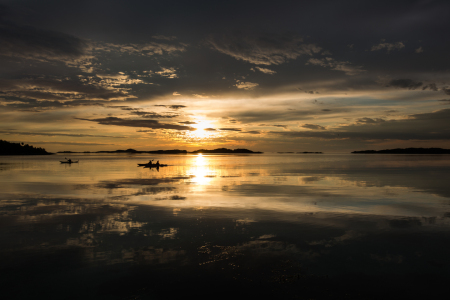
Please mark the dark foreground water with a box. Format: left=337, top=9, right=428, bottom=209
left=1, top=153, right=450, bottom=299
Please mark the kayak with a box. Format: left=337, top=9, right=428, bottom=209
left=138, top=163, right=168, bottom=167
left=60, top=161, right=79, bottom=163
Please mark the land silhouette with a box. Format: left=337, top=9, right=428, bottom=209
left=0, top=140, right=53, bottom=155
left=58, top=148, right=263, bottom=154
left=352, top=148, right=450, bottom=154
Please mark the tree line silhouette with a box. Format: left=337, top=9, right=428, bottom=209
left=0, top=140, right=52, bottom=155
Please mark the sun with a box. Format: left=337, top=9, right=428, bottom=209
left=190, top=120, right=214, bottom=139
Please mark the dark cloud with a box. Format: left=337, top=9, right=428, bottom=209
left=94, top=40, right=186, bottom=57
left=422, top=83, right=438, bottom=91
left=0, top=20, right=88, bottom=61
left=154, top=105, right=187, bottom=110
left=111, top=107, right=179, bottom=118
left=273, top=124, right=288, bottom=129
left=443, top=88, right=450, bottom=95
left=272, top=108, right=450, bottom=141
left=387, top=79, right=423, bottom=90
left=0, top=99, right=107, bottom=110
left=302, top=124, right=326, bottom=130
left=219, top=128, right=241, bottom=132
left=179, top=121, right=197, bottom=125
left=204, top=128, right=216, bottom=131
left=8, top=90, right=68, bottom=101
left=389, top=218, right=422, bottom=229
left=207, top=31, right=321, bottom=66
left=243, top=131, right=261, bottom=134
left=355, top=118, right=386, bottom=124
left=0, top=78, right=129, bottom=101
left=306, top=57, right=365, bottom=75
left=371, top=41, right=405, bottom=53
left=232, top=108, right=345, bottom=123
left=0, top=130, right=123, bottom=138
left=77, top=117, right=194, bottom=131
left=129, top=111, right=179, bottom=118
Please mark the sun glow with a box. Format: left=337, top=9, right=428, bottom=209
left=189, top=120, right=215, bottom=139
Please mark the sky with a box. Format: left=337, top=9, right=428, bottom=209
left=1, top=0, right=450, bottom=153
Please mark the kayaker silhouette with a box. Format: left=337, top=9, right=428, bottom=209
left=148, top=159, right=154, bottom=166
left=156, top=160, right=160, bottom=167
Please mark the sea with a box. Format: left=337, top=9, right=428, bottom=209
left=1, top=153, right=450, bottom=299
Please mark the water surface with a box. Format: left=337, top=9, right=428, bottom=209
left=1, top=153, right=450, bottom=299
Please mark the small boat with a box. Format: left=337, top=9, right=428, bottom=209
left=60, top=160, right=79, bottom=163
left=137, top=163, right=168, bottom=167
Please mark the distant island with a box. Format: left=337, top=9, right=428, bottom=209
left=58, top=148, right=262, bottom=154
left=0, top=140, right=53, bottom=155
left=297, top=151, right=322, bottom=154
left=352, top=148, right=450, bottom=154
left=191, top=148, right=262, bottom=154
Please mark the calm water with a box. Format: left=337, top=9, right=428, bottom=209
left=1, top=153, right=450, bottom=299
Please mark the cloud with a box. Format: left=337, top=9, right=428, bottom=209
left=155, top=67, right=178, bottom=78
left=219, top=128, right=241, bottom=131
left=77, top=117, right=194, bottom=131
left=301, top=124, right=326, bottom=130
left=154, top=105, right=187, bottom=110
left=232, top=108, right=343, bottom=123
left=251, top=67, right=277, bottom=74
left=271, top=108, right=450, bottom=141
left=422, top=83, right=438, bottom=91
left=355, top=117, right=386, bottom=124
left=235, top=80, right=259, bottom=90
left=307, top=57, right=364, bottom=75
left=0, top=98, right=111, bottom=111
left=0, top=21, right=89, bottom=62
left=94, top=40, right=186, bottom=56
left=116, top=106, right=180, bottom=118
left=179, top=121, right=197, bottom=125
left=207, top=31, right=321, bottom=65
left=371, top=40, right=405, bottom=52
left=243, top=130, right=261, bottom=134
left=415, top=47, right=424, bottom=53
left=0, top=77, right=130, bottom=102
left=0, top=130, right=123, bottom=138
left=273, top=124, right=288, bottom=129
left=387, top=79, right=423, bottom=90
left=298, top=88, right=319, bottom=94
left=152, top=35, right=177, bottom=41
left=128, top=111, right=179, bottom=119
left=193, top=94, right=209, bottom=98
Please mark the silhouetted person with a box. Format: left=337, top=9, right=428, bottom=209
left=148, top=159, right=153, bottom=166
left=156, top=160, right=160, bottom=167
